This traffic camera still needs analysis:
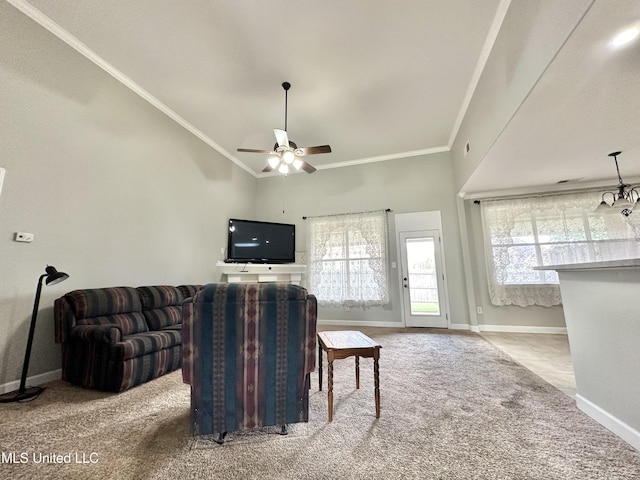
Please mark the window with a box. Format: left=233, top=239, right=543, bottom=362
left=481, top=192, right=640, bottom=307
left=306, top=210, right=389, bottom=307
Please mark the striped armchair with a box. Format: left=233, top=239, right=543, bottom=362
left=182, top=282, right=317, bottom=441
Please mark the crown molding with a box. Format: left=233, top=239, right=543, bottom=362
left=7, top=0, right=258, bottom=178
left=256, top=146, right=450, bottom=178
left=447, top=0, right=512, bottom=149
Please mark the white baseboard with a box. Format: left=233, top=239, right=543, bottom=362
left=476, top=324, right=567, bottom=334
left=451, top=323, right=471, bottom=331
left=0, top=369, right=62, bottom=395
left=317, top=319, right=405, bottom=328
left=576, top=393, right=640, bottom=452
left=317, top=320, right=567, bottom=335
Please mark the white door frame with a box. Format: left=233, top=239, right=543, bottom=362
left=395, top=212, right=451, bottom=328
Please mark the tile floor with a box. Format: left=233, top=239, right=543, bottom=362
left=480, top=332, right=577, bottom=398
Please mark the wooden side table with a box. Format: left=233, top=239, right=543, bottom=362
left=317, top=330, right=382, bottom=422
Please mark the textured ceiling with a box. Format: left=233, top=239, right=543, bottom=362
left=10, top=0, right=640, bottom=196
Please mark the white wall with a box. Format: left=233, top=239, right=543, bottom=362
left=0, top=4, right=256, bottom=387
left=254, top=152, right=470, bottom=327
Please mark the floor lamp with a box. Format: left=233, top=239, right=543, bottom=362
left=0, top=265, right=69, bottom=403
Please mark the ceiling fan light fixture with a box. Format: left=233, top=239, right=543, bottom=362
left=292, top=158, right=303, bottom=170
left=278, top=163, right=289, bottom=175
left=282, top=150, right=295, bottom=164
left=268, top=156, right=280, bottom=169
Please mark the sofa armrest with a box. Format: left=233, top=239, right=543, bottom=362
left=304, top=294, right=318, bottom=375
left=70, top=325, right=122, bottom=345
left=181, top=296, right=195, bottom=385
left=54, top=296, right=75, bottom=343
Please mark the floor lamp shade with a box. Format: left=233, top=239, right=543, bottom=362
left=0, top=265, right=69, bottom=403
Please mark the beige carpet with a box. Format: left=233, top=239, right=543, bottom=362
left=2, top=328, right=640, bottom=479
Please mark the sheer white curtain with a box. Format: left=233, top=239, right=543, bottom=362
left=481, top=191, right=640, bottom=307
left=306, top=210, right=389, bottom=308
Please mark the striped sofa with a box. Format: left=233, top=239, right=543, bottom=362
left=182, top=283, right=317, bottom=440
left=54, top=284, right=201, bottom=392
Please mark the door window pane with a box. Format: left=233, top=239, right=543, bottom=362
left=406, top=238, right=440, bottom=315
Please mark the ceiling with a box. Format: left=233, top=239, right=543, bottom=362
left=10, top=0, right=640, bottom=197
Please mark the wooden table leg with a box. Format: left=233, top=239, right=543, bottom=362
left=355, top=355, right=360, bottom=389
left=318, top=343, right=323, bottom=391
left=374, top=349, right=380, bottom=418
left=328, top=351, right=334, bottom=422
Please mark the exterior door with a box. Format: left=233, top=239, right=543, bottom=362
left=399, top=230, right=448, bottom=328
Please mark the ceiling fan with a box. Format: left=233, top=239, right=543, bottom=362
left=237, top=82, right=331, bottom=174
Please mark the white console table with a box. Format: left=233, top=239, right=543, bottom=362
left=216, top=262, right=307, bottom=286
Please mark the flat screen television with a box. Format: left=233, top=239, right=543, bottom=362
left=226, top=218, right=296, bottom=264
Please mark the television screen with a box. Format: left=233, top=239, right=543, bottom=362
left=226, top=219, right=296, bottom=264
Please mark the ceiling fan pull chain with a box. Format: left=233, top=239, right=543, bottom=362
left=282, top=174, right=286, bottom=214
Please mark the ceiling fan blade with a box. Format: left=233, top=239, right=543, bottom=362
left=301, top=161, right=317, bottom=174
left=237, top=148, right=273, bottom=154
left=262, top=164, right=274, bottom=173
left=274, top=129, right=289, bottom=148
left=297, top=145, right=332, bottom=156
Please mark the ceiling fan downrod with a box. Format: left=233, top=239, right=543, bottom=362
left=282, top=81, right=290, bottom=132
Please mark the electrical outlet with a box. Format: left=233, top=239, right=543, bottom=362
left=476, top=306, right=483, bottom=314
left=15, top=232, right=34, bottom=243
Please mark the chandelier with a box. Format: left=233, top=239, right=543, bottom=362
left=595, top=151, right=639, bottom=217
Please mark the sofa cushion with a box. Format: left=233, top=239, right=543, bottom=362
left=137, top=286, right=183, bottom=330
left=65, top=286, right=142, bottom=318
left=75, top=312, right=148, bottom=337
left=65, top=287, right=148, bottom=335
left=177, top=285, right=202, bottom=300
left=110, top=330, right=182, bottom=361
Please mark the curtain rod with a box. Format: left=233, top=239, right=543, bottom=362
left=302, top=208, right=391, bottom=220
left=471, top=185, right=609, bottom=204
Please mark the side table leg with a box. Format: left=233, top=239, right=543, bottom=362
left=355, top=355, right=360, bottom=389
left=328, top=355, right=334, bottom=422
left=318, top=344, right=323, bottom=391
left=374, top=350, right=380, bottom=418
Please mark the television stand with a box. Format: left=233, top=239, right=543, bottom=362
left=216, top=261, right=307, bottom=286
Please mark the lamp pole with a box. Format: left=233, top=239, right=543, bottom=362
left=17, top=273, right=47, bottom=395
left=0, top=265, right=69, bottom=403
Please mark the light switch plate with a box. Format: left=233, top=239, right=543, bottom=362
left=0, top=167, right=5, bottom=198
left=15, top=232, right=34, bottom=243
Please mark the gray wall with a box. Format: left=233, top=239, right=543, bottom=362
left=451, top=0, right=593, bottom=193
left=447, top=0, right=586, bottom=331
left=0, top=4, right=256, bottom=386
left=464, top=200, right=566, bottom=329
left=254, top=152, right=470, bottom=327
